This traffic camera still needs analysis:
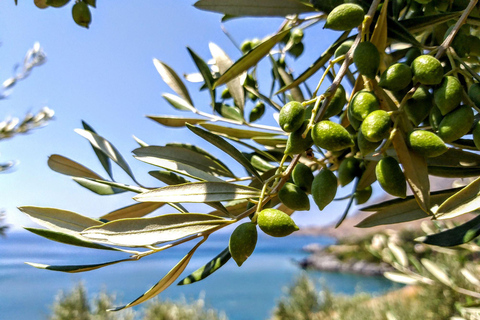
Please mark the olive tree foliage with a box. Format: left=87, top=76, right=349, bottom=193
left=0, top=42, right=53, bottom=235
left=22, top=0, right=480, bottom=311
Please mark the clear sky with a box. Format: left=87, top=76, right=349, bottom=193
left=0, top=1, right=356, bottom=230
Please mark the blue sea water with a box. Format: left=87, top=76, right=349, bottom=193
left=0, top=231, right=399, bottom=320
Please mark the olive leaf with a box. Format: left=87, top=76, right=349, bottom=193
left=133, top=146, right=225, bottom=182
left=100, top=202, right=165, bottom=221
left=162, top=93, right=196, bottom=112
left=209, top=43, right=245, bottom=112
left=149, top=170, right=191, bottom=186
left=384, top=272, right=419, bottom=285
left=421, top=258, right=454, bottom=287
left=147, top=115, right=206, bottom=127
left=400, top=12, right=462, bottom=34
left=75, top=128, right=137, bottom=183
left=47, top=154, right=103, bottom=180
left=356, top=188, right=459, bottom=228
left=276, top=67, right=304, bottom=102
left=153, top=59, right=194, bottom=106
left=194, top=0, right=314, bottom=17
left=178, top=246, right=231, bottom=285
left=19, top=206, right=102, bottom=234
left=81, top=214, right=231, bottom=247
left=109, top=238, right=205, bottom=311
left=187, top=47, right=216, bottom=106
left=133, top=182, right=261, bottom=203
left=82, top=121, right=113, bottom=180
left=420, top=214, right=480, bottom=247
left=24, top=227, right=120, bottom=251
left=199, top=123, right=280, bottom=139
left=72, top=177, right=129, bottom=195
left=186, top=124, right=264, bottom=182
left=435, top=176, right=480, bottom=220
left=26, top=258, right=133, bottom=273
left=214, top=29, right=291, bottom=88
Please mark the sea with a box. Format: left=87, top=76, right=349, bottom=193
left=0, top=230, right=400, bottom=320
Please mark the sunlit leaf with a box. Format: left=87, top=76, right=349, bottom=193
left=110, top=239, right=205, bottom=311
left=388, top=242, right=408, bottom=268
left=19, top=206, right=102, bottom=234
left=26, top=258, right=133, bottom=273
left=187, top=124, right=263, bottom=182
left=436, top=176, right=480, bottom=220
left=194, top=0, right=314, bottom=17
left=147, top=115, right=206, bottom=127
left=421, top=258, right=454, bottom=287
left=24, top=227, right=119, bottom=251
left=214, top=103, right=244, bottom=122
left=209, top=43, right=245, bottom=111
left=72, top=177, right=131, bottom=195
left=276, top=68, right=304, bottom=102
left=420, top=214, right=480, bottom=247
left=252, top=136, right=287, bottom=148
left=82, top=215, right=230, bottom=247
left=153, top=59, right=194, bottom=106
left=276, top=31, right=350, bottom=95
left=101, top=202, right=165, bottom=221
left=178, top=246, right=231, bottom=285
left=162, top=93, right=196, bottom=112
left=199, top=123, right=280, bottom=139
left=133, top=182, right=261, bottom=203
left=81, top=121, right=113, bottom=179
left=149, top=170, right=191, bottom=185
left=384, top=272, right=419, bottom=285
left=207, top=199, right=249, bottom=217
left=74, top=129, right=137, bottom=182
left=214, top=29, right=291, bottom=87
left=47, top=154, right=103, bottom=180
left=133, top=145, right=234, bottom=178
left=356, top=189, right=459, bottom=228
left=133, top=147, right=225, bottom=182
left=460, top=268, right=480, bottom=287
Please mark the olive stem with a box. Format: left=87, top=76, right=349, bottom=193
left=435, top=0, right=478, bottom=59
left=303, top=95, right=324, bottom=138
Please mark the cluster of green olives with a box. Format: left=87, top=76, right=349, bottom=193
left=34, top=0, right=94, bottom=29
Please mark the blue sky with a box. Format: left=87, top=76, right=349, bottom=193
left=0, top=1, right=355, bottom=230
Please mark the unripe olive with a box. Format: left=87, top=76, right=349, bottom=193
left=284, top=121, right=314, bottom=155
left=438, top=105, right=474, bottom=142
left=379, top=63, right=412, bottom=91
left=279, top=101, right=305, bottom=132
left=375, top=156, right=407, bottom=198
left=337, top=157, right=362, bottom=186
left=241, top=40, right=253, bottom=54
left=360, top=110, right=392, bottom=142
left=46, top=0, right=69, bottom=7
left=257, top=209, right=299, bottom=237
left=349, top=91, right=380, bottom=121
left=404, top=85, right=433, bottom=126
left=229, top=222, right=257, bottom=266
left=354, top=41, right=380, bottom=79
left=221, top=88, right=231, bottom=99
left=405, top=47, right=422, bottom=66
left=434, top=76, right=463, bottom=115
left=357, top=129, right=381, bottom=156
left=468, top=83, right=480, bottom=108
left=311, top=169, right=338, bottom=210
left=324, top=3, right=365, bottom=31
left=411, top=55, right=443, bottom=85
left=324, top=85, right=347, bottom=118
left=249, top=101, right=265, bottom=123
left=291, top=28, right=304, bottom=44
left=347, top=101, right=362, bottom=130
left=35, top=0, right=49, bottom=8
left=355, top=186, right=372, bottom=205
left=278, top=182, right=310, bottom=211
left=292, top=162, right=314, bottom=193
left=288, top=42, right=304, bottom=59
left=312, top=121, right=355, bottom=151
left=72, top=1, right=91, bottom=29
left=334, top=40, right=354, bottom=59
left=408, top=130, right=448, bottom=157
